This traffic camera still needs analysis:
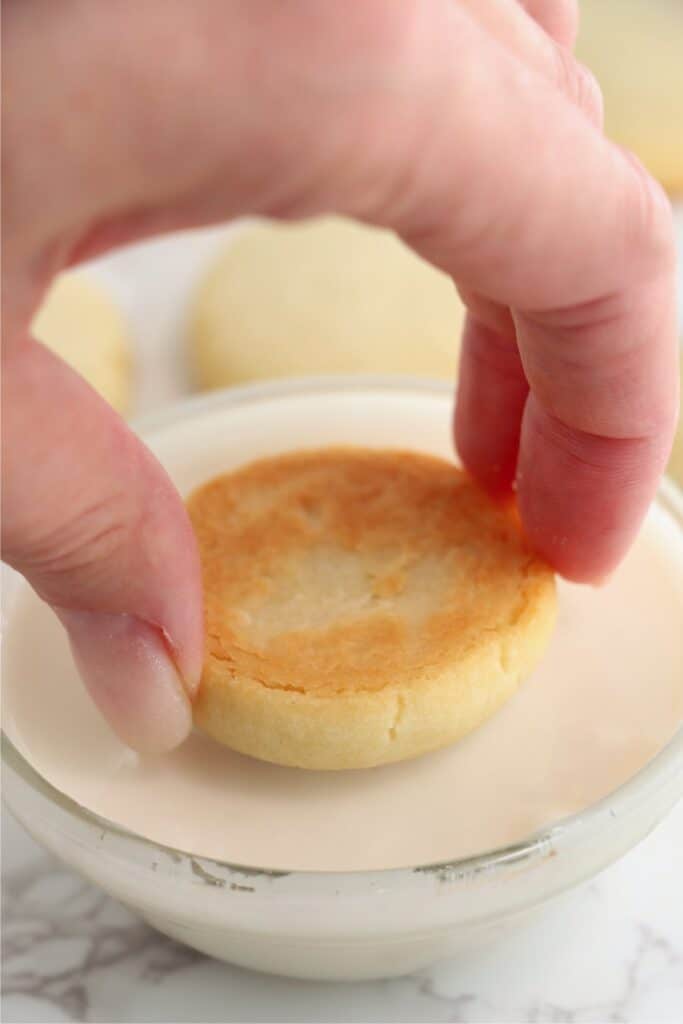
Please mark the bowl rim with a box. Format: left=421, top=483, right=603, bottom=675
left=3, top=374, right=682, bottom=891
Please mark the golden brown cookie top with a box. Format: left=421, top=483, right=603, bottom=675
left=188, top=448, right=555, bottom=696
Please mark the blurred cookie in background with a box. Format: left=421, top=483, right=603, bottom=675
left=577, top=0, right=683, bottom=194
left=667, top=358, right=683, bottom=488
left=190, top=217, right=465, bottom=389
left=32, top=273, right=132, bottom=414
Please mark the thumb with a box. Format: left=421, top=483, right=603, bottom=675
left=1, top=337, right=204, bottom=753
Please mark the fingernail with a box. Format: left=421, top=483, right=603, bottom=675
left=56, top=610, right=193, bottom=753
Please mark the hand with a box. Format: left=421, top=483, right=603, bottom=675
left=3, top=0, right=678, bottom=751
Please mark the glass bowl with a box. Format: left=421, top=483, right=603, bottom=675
left=3, top=377, right=682, bottom=981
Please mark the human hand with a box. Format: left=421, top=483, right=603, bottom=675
left=3, top=0, right=678, bottom=751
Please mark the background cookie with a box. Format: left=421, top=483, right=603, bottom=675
left=577, top=0, right=683, bottom=194
left=191, top=217, right=465, bottom=388
left=667, top=357, right=683, bottom=487
left=31, top=273, right=132, bottom=414
left=188, top=448, right=556, bottom=770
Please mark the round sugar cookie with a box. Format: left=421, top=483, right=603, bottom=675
left=577, top=0, right=683, bottom=194
left=188, top=448, right=556, bottom=770
left=191, top=217, right=465, bottom=388
left=32, top=273, right=132, bottom=413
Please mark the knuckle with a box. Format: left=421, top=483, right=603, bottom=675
left=9, top=490, right=136, bottom=596
left=572, top=61, right=604, bottom=129
left=551, top=45, right=603, bottom=127
left=618, top=148, right=677, bottom=272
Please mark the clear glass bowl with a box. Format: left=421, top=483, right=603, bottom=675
left=3, top=377, right=682, bottom=981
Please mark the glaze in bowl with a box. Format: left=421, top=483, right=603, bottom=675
left=3, top=379, right=682, bottom=981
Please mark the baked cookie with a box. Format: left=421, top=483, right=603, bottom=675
left=577, top=0, right=683, bottom=194
left=188, top=448, right=556, bottom=770
left=190, top=217, right=465, bottom=388
left=32, top=272, right=132, bottom=413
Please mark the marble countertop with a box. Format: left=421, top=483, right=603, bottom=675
left=2, top=798, right=682, bottom=1024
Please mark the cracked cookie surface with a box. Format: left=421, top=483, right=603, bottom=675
left=188, top=448, right=556, bottom=769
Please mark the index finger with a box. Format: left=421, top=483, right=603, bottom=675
left=512, top=264, right=679, bottom=580
left=389, top=7, right=678, bottom=581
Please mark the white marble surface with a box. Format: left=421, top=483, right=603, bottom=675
left=2, top=798, right=682, bottom=1023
